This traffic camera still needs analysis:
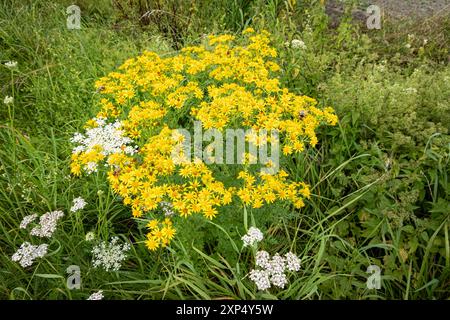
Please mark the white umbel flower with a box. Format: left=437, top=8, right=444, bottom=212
left=5, top=60, right=17, bottom=69
left=85, top=231, right=95, bottom=242
left=160, top=201, right=175, bottom=216
left=87, top=290, right=104, bottom=300
left=71, top=118, right=136, bottom=156
left=19, top=214, right=38, bottom=229
left=291, top=39, right=307, bottom=49
left=92, top=237, right=130, bottom=271
left=241, top=227, right=264, bottom=247
left=30, top=210, right=64, bottom=238
left=70, top=197, right=87, bottom=213
left=11, top=242, right=48, bottom=267
left=71, top=118, right=137, bottom=174
left=4, top=96, right=14, bottom=105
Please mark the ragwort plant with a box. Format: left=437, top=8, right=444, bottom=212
left=70, top=29, right=338, bottom=251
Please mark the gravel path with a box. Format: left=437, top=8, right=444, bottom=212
left=326, top=0, right=450, bottom=25
left=363, top=0, right=450, bottom=19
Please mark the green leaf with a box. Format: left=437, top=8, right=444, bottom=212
left=35, top=274, right=63, bottom=279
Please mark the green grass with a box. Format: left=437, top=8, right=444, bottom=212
left=0, top=0, right=449, bottom=300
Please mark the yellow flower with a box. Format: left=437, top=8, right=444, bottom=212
left=132, top=208, right=142, bottom=218
left=70, top=162, right=81, bottom=176
left=203, top=206, right=218, bottom=220
left=152, top=227, right=164, bottom=241
left=145, top=237, right=159, bottom=250
left=161, top=226, right=176, bottom=240
left=283, top=145, right=293, bottom=155
left=147, top=219, right=158, bottom=230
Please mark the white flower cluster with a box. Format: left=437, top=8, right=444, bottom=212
left=11, top=242, right=48, bottom=268
left=160, top=201, right=175, bottom=216
left=92, top=236, right=130, bottom=271
left=249, top=250, right=301, bottom=291
left=19, top=214, right=38, bottom=229
left=71, top=118, right=137, bottom=173
left=85, top=231, right=95, bottom=241
left=5, top=60, right=17, bottom=69
left=285, top=39, right=306, bottom=50
left=87, top=290, right=104, bottom=300
left=241, top=227, right=264, bottom=247
left=4, top=96, right=13, bottom=105
left=14, top=209, right=65, bottom=268
left=30, top=210, right=64, bottom=238
left=70, top=197, right=87, bottom=213
left=249, top=269, right=271, bottom=291
left=285, top=252, right=301, bottom=272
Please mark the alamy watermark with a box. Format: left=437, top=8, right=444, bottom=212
left=366, top=5, right=381, bottom=30
left=66, top=264, right=81, bottom=289
left=366, top=265, right=381, bottom=289
left=171, top=121, right=280, bottom=174
left=66, top=5, right=81, bottom=30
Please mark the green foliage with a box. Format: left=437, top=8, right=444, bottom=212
left=0, top=0, right=449, bottom=300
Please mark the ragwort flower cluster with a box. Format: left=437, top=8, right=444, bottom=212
left=71, top=29, right=338, bottom=251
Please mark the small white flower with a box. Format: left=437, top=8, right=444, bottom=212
left=291, top=39, right=307, bottom=50
left=19, top=214, right=38, bottom=229
left=160, top=201, right=175, bottom=216
left=4, top=61, right=17, bottom=69
left=285, top=252, right=301, bottom=272
left=92, top=237, right=130, bottom=272
left=71, top=132, right=84, bottom=143
left=4, top=96, right=14, bottom=105
left=95, top=117, right=106, bottom=126
left=72, top=145, right=85, bottom=154
left=270, top=272, right=288, bottom=288
left=11, top=242, right=48, bottom=267
left=250, top=250, right=301, bottom=291
left=70, top=197, right=87, bottom=213
left=70, top=118, right=137, bottom=174
left=123, top=145, right=138, bottom=155
left=87, top=290, right=104, bottom=300
left=85, top=161, right=98, bottom=174
left=85, top=231, right=95, bottom=242
left=242, top=227, right=264, bottom=247
left=30, top=210, right=64, bottom=238
left=267, top=253, right=286, bottom=275
left=249, top=269, right=271, bottom=291
left=255, top=250, right=271, bottom=269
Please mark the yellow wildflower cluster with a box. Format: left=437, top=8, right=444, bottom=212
left=145, top=218, right=176, bottom=250
left=71, top=29, right=337, bottom=250
left=237, top=170, right=310, bottom=209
